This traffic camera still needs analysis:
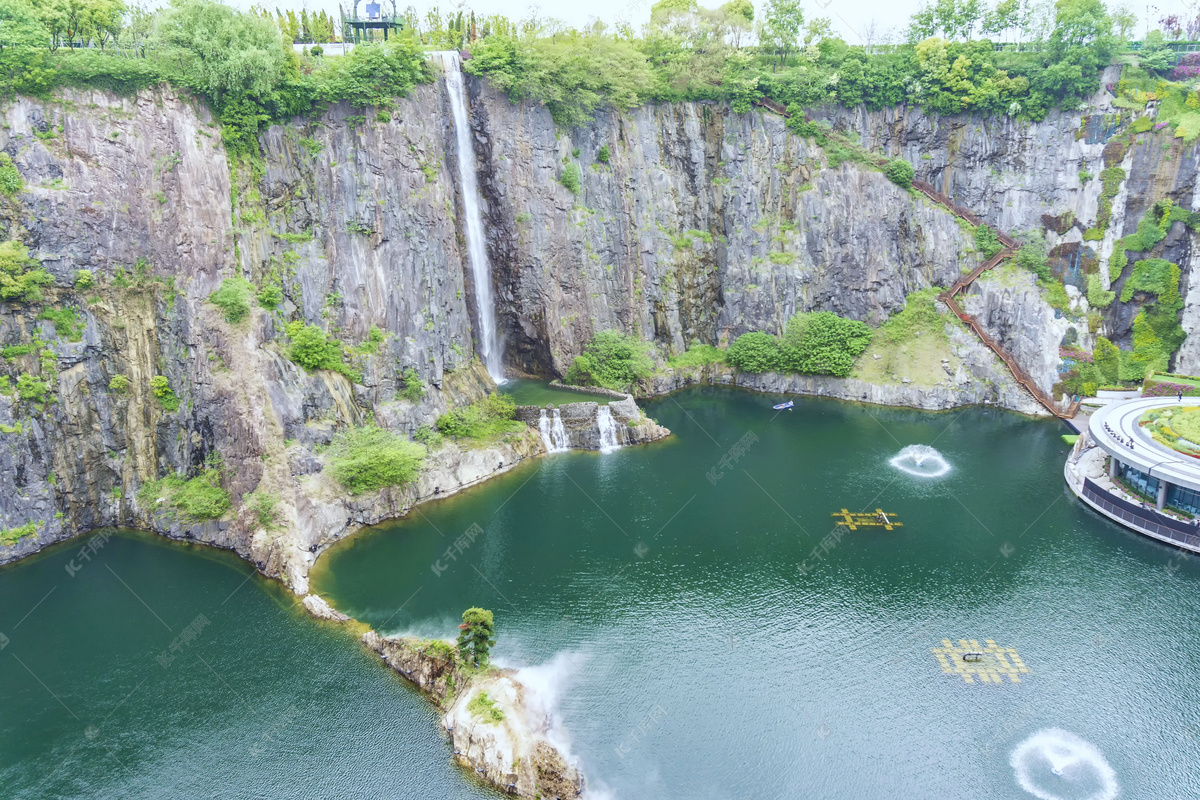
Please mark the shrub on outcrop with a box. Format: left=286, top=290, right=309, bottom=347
left=0, top=240, right=52, bottom=304
left=209, top=276, right=254, bottom=323
left=436, top=393, right=521, bottom=440
left=973, top=224, right=1003, bottom=259
left=559, top=161, right=581, bottom=194
left=150, top=376, right=179, bottom=411
left=140, top=468, right=231, bottom=520
left=326, top=424, right=425, bottom=494
left=565, top=330, right=654, bottom=391
left=285, top=321, right=361, bottom=382
left=883, top=158, right=914, bottom=189
left=0, top=153, right=22, bottom=196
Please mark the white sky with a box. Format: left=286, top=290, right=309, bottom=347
left=222, top=0, right=1200, bottom=45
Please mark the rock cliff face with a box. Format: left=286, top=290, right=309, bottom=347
left=808, top=77, right=1200, bottom=381
left=471, top=82, right=977, bottom=375
left=2, top=69, right=1197, bottom=576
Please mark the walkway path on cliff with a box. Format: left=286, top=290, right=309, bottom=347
left=753, top=99, right=1078, bottom=419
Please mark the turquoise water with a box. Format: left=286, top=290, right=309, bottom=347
left=6, top=387, right=1200, bottom=798
left=0, top=530, right=494, bottom=799
left=500, top=378, right=612, bottom=406
left=314, top=387, right=1200, bottom=798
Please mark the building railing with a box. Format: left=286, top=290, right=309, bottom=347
left=1082, top=478, right=1200, bottom=550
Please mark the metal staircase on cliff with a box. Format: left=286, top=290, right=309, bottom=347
left=750, top=101, right=1078, bottom=419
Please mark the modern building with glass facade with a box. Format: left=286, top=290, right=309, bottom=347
left=1065, top=396, right=1200, bottom=553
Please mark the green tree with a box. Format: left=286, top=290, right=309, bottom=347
left=1093, top=336, right=1120, bottom=385
left=0, top=0, right=49, bottom=51
left=151, top=0, right=286, bottom=106
left=456, top=607, right=496, bottom=667
left=1137, top=30, right=1172, bottom=74
left=759, top=0, right=803, bottom=66
left=316, top=33, right=431, bottom=109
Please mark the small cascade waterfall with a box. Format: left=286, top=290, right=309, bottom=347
left=436, top=51, right=504, bottom=383
left=597, top=406, right=624, bottom=454
left=538, top=409, right=570, bottom=453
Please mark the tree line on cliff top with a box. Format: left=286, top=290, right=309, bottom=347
left=0, top=0, right=1167, bottom=147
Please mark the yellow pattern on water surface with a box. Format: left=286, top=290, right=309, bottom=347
left=931, top=639, right=1030, bottom=684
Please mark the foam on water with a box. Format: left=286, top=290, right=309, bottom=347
left=1010, top=729, right=1118, bottom=800
left=889, top=444, right=951, bottom=478
left=509, top=651, right=586, bottom=760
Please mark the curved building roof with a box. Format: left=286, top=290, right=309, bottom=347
left=1088, top=396, right=1200, bottom=493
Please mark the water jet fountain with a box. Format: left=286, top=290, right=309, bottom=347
left=1010, top=728, right=1118, bottom=800
left=889, top=444, right=951, bottom=478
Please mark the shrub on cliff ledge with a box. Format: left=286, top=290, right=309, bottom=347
left=209, top=276, right=254, bottom=323
left=564, top=330, right=653, bottom=391
left=285, top=321, right=361, bottom=382
left=140, top=468, right=231, bottom=521
left=326, top=424, right=425, bottom=495
left=883, top=158, right=914, bottom=189
left=436, top=393, right=521, bottom=440
left=0, top=153, right=22, bottom=196
left=0, top=240, right=52, bottom=304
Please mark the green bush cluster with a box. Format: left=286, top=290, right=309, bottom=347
left=285, top=321, right=360, bottom=383
left=15, top=373, right=48, bottom=404
left=150, top=375, right=179, bottom=412
left=1016, top=241, right=1052, bottom=281
left=0, top=240, right=52, bottom=303
left=326, top=424, right=426, bottom=495
left=467, top=692, right=505, bottom=723
left=597, top=145, right=610, bottom=164
left=727, top=311, right=872, bottom=378
left=108, top=374, right=130, bottom=393
left=973, top=225, right=1004, bottom=259
left=874, top=288, right=949, bottom=346
left=559, top=161, right=581, bottom=194
left=74, top=270, right=95, bottom=290
left=1085, top=274, right=1115, bottom=308
left=0, top=521, right=37, bottom=546
left=667, top=341, right=727, bottom=369
left=564, top=330, right=654, bottom=391
left=398, top=367, right=425, bottom=401
left=436, top=393, right=522, bottom=440
left=209, top=276, right=255, bottom=323
left=139, top=468, right=231, bottom=521
left=883, top=159, right=914, bottom=189
left=0, top=153, right=22, bottom=196
left=39, top=308, right=84, bottom=341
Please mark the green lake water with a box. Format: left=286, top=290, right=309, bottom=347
left=6, top=387, right=1200, bottom=798
left=0, top=530, right=493, bottom=799
left=314, top=387, right=1200, bottom=799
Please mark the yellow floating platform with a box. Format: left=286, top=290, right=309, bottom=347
left=832, top=509, right=903, bottom=531
left=930, top=638, right=1030, bottom=684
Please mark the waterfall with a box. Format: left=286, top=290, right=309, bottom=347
left=538, top=409, right=570, bottom=453
left=597, top=406, right=623, bottom=454
left=436, top=51, right=504, bottom=383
